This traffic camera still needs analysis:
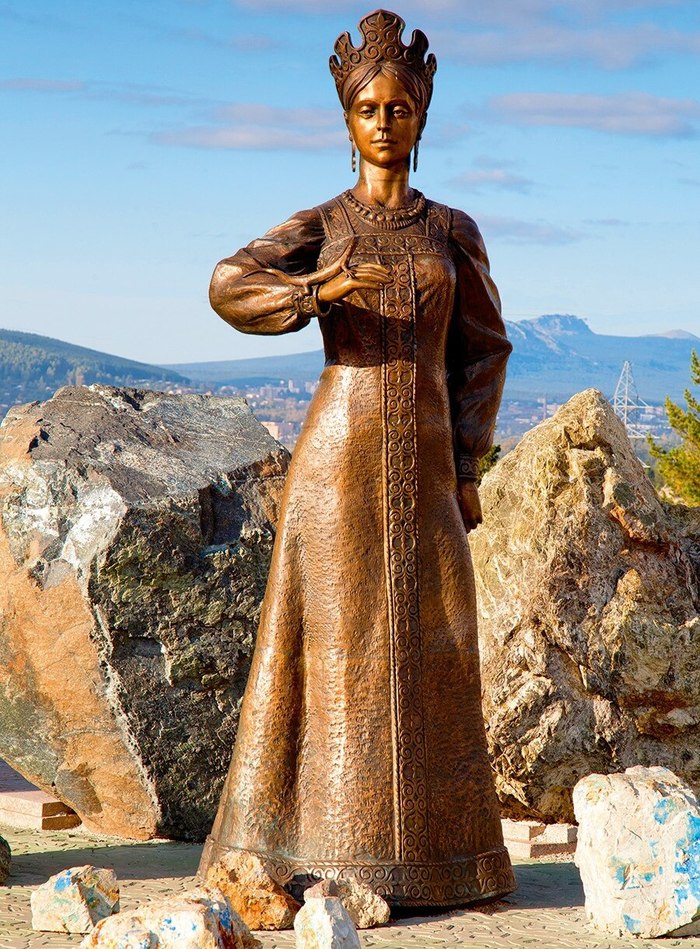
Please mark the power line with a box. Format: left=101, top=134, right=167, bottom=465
left=612, top=361, right=651, bottom=439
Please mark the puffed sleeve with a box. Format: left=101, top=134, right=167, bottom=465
left=447, top=209, right=512, bottom=481
left=209, top=206, right=327, bottom=335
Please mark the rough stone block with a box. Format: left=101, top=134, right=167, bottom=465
left=472, top=390, right=700, bottom=823
left=31, top=865, right=119, bottom=934
left=304, top=878, right=390, bottom=929
left=294, top=897, right=361, bottom=948
left=506, top=840, right=576, bottom=859
left=501, top=819, right=546, bottom=842
left=539, top=823, right=577, bottom=845
left=0, top=788, right=80, bottom=829
left=501, top=819, right=577, bottom=857
left=205, top=849, right=299, bottom=930
left=0, top=386, right=288, bottom=840
left=574, top=765, right=700, bottom=938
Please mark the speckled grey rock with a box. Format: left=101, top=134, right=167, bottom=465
left=0, top=385, right=288, bottom=840
left=472, top=389, right=700, bottom=823
left=0, top=835, right=10, bottom=883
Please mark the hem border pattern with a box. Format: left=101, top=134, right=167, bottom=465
left=200, top=836, right=516, bottom=906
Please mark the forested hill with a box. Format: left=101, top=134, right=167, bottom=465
left=2, top=315, right=697, bottom=420
left=0, top=328, right=190, bottom=416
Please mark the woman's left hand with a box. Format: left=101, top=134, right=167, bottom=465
left=457, top=481, right=482, bottom=532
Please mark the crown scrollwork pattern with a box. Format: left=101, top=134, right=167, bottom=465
left=330, top=9, right=437, bottom=103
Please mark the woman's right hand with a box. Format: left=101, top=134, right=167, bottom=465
left=318, top=263, right=392, bottom=304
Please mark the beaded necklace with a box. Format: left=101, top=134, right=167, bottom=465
left=341, top=189, right=426, bottom=230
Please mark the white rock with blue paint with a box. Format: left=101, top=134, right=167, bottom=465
left=81, top=917, right=157, bottom=949
left=573, top=766, right=700, bottom=938
left=81, top=886, right=261, bottom=948
left=31, top=865, right=119, bottom=934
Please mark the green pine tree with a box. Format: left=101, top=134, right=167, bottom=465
left=477, top=444, right=501, bottom=485
left=648, top=350, right=700, bottom=505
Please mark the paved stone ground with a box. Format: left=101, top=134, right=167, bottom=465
left=1, top=825, right=699, bottom=948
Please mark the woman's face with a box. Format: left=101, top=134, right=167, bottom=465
left=346, top=71, right=422, bottom=170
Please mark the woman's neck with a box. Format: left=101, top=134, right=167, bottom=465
left=352, top=162, right=414, bottom=208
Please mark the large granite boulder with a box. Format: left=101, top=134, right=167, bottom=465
left=0, top=385, right=288, bottom=840
left=472, top=389, right=700, bottom=823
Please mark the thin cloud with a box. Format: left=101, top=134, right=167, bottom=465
left=0, top=77, right=211, bottom=110
left=0, top=77, right=346, bottom=151
left=0, top=4, right=69, bottom=28
left=227, top=2, right=697, bottom=70
left=477, top=214, right=584, bottom=245
left=490, top=92, right=700, bottom=137
left=452, top=169, right=533, bottom=192
left=428, top=121, right=472, bottom=144
left=434, top=23, right=700, bottom=69
left=154, top=125, right=344, bottom=151
left=90, top=82, right=204, bottom=108
left=447, top=0, right=688, bottom=28
left=450, top=157, right=534, bottom=194
left=585, top=218, right=630, bottom=226
left=170, top=26, right=279, bottom=52
left=214, top=103, right=340, bottom=130
left=155, top=101, right=345, bottom=150
left=0, top=78, right=85, bottom=92
left=230, top=0, right=686, bottom=22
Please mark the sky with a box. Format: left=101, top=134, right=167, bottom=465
left=1, top=0, right=699, bottom=365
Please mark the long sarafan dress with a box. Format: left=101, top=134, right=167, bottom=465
left=199, top=191, right=516, bottom=907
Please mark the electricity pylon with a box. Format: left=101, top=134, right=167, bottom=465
left=612, top=361, right=650, bottom=439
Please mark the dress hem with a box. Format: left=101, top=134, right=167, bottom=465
left=198, top=835, right=516, bottom=907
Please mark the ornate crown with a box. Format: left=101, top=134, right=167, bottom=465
left=329, top=9, right=437, bottom=104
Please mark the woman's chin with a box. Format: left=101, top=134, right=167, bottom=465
left=361, top=152, right=411, bottom=170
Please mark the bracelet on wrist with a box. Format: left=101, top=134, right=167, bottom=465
left=456, top=456, right=479, bottom=481
left=293, top=284, right=331, bottom=318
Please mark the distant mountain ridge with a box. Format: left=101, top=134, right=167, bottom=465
left=1, top=317, right=695, bottom=416
left=644, top=329, right=699, bottom=340
left=0, top=328, right=189, bottom=412
left=171, top=315, right=699, bottom=403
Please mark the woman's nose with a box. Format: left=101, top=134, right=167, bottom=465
left=376, top=107, right=390, bottom=130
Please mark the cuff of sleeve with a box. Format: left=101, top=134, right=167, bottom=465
left=293, top=284, right=332, bottom=318
left=456, top=455, right=480, bottom=481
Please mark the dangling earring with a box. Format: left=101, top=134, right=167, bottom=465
left=413, top=139, right=420, bottom=173
left=351, top=140, right=357, bottom=173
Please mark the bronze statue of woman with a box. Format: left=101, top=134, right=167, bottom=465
left=199, top=9, right=516, bottom=907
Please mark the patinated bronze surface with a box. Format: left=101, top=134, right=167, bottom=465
left=199, top=10, right=515, bottom=907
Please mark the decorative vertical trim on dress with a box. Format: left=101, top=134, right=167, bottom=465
left=381, top=254, right=431, bottom=865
